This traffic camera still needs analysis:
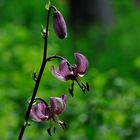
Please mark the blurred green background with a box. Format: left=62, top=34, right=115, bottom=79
left=0, top=0, right=140, bottom=139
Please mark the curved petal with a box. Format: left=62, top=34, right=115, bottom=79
left=30, top=102, right=49, bottom=122
left=74, top=53, right=88, bottom=76
left=51, top=66, right=66, bottom=81
left=58, top=60, right=72, bottom=77
left=30, top=109, right=42, bottom=122
left=50, top=95, right=66, bottom=115
left=51, top=60, right=72, bottom=81
left=38, top=102, right=50, bottom=117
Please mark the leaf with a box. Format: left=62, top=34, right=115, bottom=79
left=45, top=0, right=51, bottom=10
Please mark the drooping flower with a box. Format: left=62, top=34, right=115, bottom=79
left=30, top=95, right=67, bottom=136
left=51, top=53, right=89, bottom=96
left=53, top=9, right=67, bottom=39
left=30, top=95, right=67, bottom=122
left=51, top=53, right=88, bottom=81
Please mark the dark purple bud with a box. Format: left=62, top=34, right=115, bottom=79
left=53, top=10, right=67, bottom=39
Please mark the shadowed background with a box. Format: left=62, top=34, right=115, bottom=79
left=0, top=0, right=140, bottom=139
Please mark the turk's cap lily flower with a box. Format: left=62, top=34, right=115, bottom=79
left=51, top=52, right=88, bottom=81
left=30, top=95, right=67, bottom=122
left=51, top=53, right=89, bottom=96
left=53, top=9, right=67, bottom=39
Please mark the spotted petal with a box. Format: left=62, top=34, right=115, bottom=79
left=74, top=53, right=88, bottom=76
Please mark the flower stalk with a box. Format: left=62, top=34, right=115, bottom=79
left=18, top=6, right=52, bottom=140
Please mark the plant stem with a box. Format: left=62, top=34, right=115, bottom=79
left=46, top=55, right=65, bottom=61
left=18, top=7, right=52, bottom=140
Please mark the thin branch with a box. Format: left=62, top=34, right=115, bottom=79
left=46, top=55, right=65, bottom=61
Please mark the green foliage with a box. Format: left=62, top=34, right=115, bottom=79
left=0, top=0, right=140, bottom=140
left=45, top=0, right=51, bottom=10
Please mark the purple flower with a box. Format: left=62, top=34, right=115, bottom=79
left=51, top=53, right=88, bottom=81
left=53, top=9, right=67, bottom=39
left=30, top=95, right=67, bottom=122
left=51, top=53, right=89, bottom=96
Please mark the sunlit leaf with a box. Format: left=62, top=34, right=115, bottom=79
left=45, top=0, right=51, bottom=10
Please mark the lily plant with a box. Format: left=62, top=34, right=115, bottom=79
left=18, top=1, right=89, bottom=140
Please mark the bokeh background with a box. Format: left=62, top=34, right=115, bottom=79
left=0, top=0, right=140, bottom=139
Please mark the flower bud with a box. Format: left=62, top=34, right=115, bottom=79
left=53, top=10, right=67, bottom=39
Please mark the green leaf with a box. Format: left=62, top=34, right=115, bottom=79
left=45, top=0, right=51, bottom=10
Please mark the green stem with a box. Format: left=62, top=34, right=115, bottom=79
left=18, top=6, right=52, bottom=140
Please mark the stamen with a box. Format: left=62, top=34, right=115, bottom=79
left=69, top=81, right=74, bottom=97
left=47, top=127, right=52, bottom=136
left=86, top=83, right=89, bottom=91
left=75, top=78, right=86, bottom=93
left=53, top=127, right=56, bottom=133
left=58, top=121, right=67, bottom=129
left=75, top=79, right=89, bottom=94
left=52, top=117, right=67, bottom=129
left=81, top=82, right=87, bottom=89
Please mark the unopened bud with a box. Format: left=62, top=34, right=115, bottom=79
left=53, top=10, right=67, bottom=39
